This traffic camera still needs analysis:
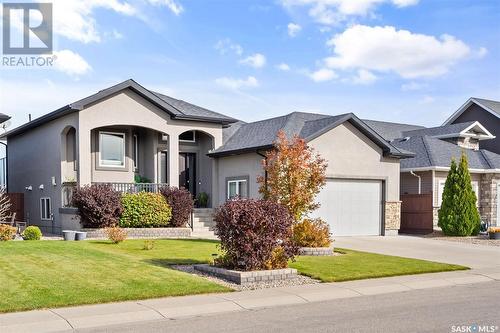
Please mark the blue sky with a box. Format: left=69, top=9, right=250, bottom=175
left=1, top=0, right=499, bottom=129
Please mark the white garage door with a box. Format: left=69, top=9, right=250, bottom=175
left=311, top=179, right=383, bottom=236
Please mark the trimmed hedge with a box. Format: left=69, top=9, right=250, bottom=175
left=120, top=192, right=172, bottom=228
left=160, top=186, right=194, bottom=227
left=22, top=226, right=42, bottom=240
left=293, top=218, right=331, bottom=248
left=214, top=198, right=298, bottom=271
left=72, top=184, right=123, bottom=228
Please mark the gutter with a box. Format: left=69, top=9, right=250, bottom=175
left=409, top=170, right=421, bottom=194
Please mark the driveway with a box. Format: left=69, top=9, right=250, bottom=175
left=334, top=235, right=500, bottom=269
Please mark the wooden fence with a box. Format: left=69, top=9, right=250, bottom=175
left=400, top=193, right=433, bottom=234
left=6, top=192, right=24, bottom=221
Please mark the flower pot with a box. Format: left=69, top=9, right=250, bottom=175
left=489, top=233, right=500, bottom=240
left=75, top=231, right=87, bottom=241
left=62, top=230, right=76, bottom=241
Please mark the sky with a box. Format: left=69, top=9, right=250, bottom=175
left=1, top=0, right=499, bottom=130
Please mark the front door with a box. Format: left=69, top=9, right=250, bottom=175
left=179, top=152, right=196, bottom=196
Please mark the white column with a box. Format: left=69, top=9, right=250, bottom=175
left=168, top=133, right=179, bottom=187
left=211, top=132, right=223, bottom=207
left=77, top=126, right=92, bottom=185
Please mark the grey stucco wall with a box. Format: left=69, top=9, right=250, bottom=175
left=7, top=113, right=79, bottom=233
left=452, top=104, right=500, bottom=154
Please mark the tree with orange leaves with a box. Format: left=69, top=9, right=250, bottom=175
left=258, top=130, right=327, bottom=222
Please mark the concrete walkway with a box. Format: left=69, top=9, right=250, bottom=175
left=334, top=235, right=500, bottom=269
left=2, top=267, right=500, bottom=333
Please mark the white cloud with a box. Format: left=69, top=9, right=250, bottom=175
left=401, top=82, right=427, bottom=91
left=476, top=47, right=488, bottom=58
left=277, top=63, right=291, bottom=71
left=419, top=95, right=435, bottom=104
left=215, top=76, right=259, bottom=89
left=309, top=68, right=338, bottom=82
left=280, top=0, right=419, bottom=25
left=146, top=0, right=184, bottom=15
left=352, top=69, right=377, bottom=84
left=324, top=25, right=471, bottom=78
left=214, top=39, right=243, bottom=56
left=287, top=23, right=302, bottom=37
left=239, top=53, right=267, bottom=68
left=53, top=50, right=92, bottom=76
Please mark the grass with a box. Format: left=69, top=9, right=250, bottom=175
left=0, top=240, right=469, bottom=313
left=290, top=248, right=468, bottom=282
left=0, top=239, right=228, bottom=313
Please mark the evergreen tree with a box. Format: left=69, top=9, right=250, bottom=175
left=438, top=152, right=480, bottom=236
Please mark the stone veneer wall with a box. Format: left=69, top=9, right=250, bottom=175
left=480, top=174, right=499, bottom=226
left=384, top=201, right=401, bottom=235
left=84, top=228, right=192, bottom=239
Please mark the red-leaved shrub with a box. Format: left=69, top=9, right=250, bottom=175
left=214, top=199, right=298, bottom=271
left=160, top=186, right=194, bottom=227
left=72, top=184, right=123, bottom=228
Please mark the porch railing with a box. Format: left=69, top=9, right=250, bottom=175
left=92, top=182, right=168, bottom=194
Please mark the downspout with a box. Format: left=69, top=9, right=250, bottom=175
left=409, top=170, right=421, bottom=194
left=256, top=150, right=268, bottom=192
left=0, top=141, right=7, bottom=192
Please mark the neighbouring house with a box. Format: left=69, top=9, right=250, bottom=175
left=443, top=97, right=500, bottom=154
left=0, top=112, right=11, bottom=188
left=366, top=118, right=500, bottom=228
left=1, top=79, right=413, bottom=236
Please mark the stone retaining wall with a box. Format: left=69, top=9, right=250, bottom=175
left=298, top=247, right=334, bottom=256
left=83, top=228, right=192, bottom=239
left=194, top=264, right=298, bottom=285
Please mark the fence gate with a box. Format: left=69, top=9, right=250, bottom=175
left=6, top=193, right=24, bottom=221
left=400, top=193, right=433, bottom=234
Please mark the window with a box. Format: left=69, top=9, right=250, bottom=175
left=40, top=197, right=51, bottom=220
left=179, top=130, right=196, bottom=143
left=133, top=134, right=138, bottom=170
left=99, top=131, right=125, bottom=168
left=227, top=178, right=248, bottom=200
left=437, top=180, right=446, bottom=206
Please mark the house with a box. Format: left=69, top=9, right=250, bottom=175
left=1, top=79, right=412, bottom=236
left=0, top=113, right=11, bottom=188
left=366, top=118, right=500, bottom=228
left=443, top=98, right=500, bottom=154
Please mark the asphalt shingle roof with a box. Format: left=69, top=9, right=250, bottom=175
left=362, top=119, right=425, bottom=141
left=392, top=135, right=500, bottom=170
left=474, top=97, right=500, bottom=117
left=401, top=121, right=476, bottom=138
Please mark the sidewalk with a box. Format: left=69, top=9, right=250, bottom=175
left=2, top=267, right=500, bottom=333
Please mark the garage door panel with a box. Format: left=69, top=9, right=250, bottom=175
left=311, top=179, right=382, bottom=236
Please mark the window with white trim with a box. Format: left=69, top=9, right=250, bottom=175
left=99, top=131, right=126, bottom=167
left=133, top=134, right=139, bottom=170
left=40, top=197, right=51, bottom=220
left=227, top=178, right=248, bottom=200
left=179, top=130, right=196, bottom=143
left=437, top=180, right=446, bottom=206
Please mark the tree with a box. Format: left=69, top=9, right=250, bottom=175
left=258, top=130, right=327, bottom=222
left=438, top=152, right=481, bottom=236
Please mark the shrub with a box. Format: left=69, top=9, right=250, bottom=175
left=293, top=218, right=331, bottom=248
left=438, top=153, right=481, bottom=236
left=0, top=224, right=16, bottom=241
left=72, top=184, right=123, bottom=228
left=160, top=186, right=194, bottom=227
left=22, top=226, right=42, bottom=240
left=197, top=192, right=209, bottom=208
left=142, top=239, right=155, bottom=250
left=214, top=198, right=298, bottom=271
left=120, top=192, right=172, bottom=228
left=105, top=227, right=127, bottom=243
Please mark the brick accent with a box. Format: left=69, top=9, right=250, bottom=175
left=479, top=174, right=499, bottom=226
left=384, top=201, right=401, bottom=233
left=194, top=264, right=298, bottom=285
left=298, top=247, right=334, bottom=256
left=83, top=228, right=192, bottom=239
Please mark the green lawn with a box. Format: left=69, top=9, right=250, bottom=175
left=290, top=248, right=468, bottom=282
left=0, top=239, right=228, bottom=313
left=0, top=240, right=468, bottom=313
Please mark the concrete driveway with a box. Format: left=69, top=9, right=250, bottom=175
left=334, top=235, right=500, bottom=269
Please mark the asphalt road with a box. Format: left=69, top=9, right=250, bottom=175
left=78, top=281, right=500, bottom=333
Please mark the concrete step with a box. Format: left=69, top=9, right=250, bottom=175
left=193, top=208, right=214, bottom=213
left=192, top=226, right=211, bottom=232
left=192, top=216, right=214, bottom=222
left=191, top=233, right=218, bottom=240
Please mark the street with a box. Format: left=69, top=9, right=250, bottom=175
left=78, top=281, right=500, bottom=333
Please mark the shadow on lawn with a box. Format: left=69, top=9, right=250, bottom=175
left=144, top=258, right=209, bottom=268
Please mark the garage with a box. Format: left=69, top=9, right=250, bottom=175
left=312, top=179, right=383, bottom=236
